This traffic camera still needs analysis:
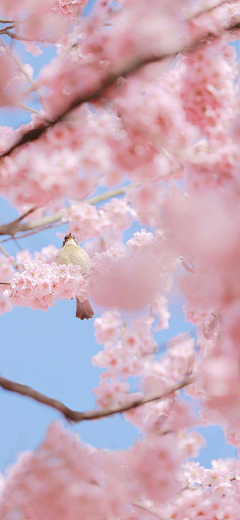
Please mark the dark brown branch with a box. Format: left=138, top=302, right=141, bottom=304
left=0, top=281, right=10, bottom=285
left=0, top=375, right=193, bottom=423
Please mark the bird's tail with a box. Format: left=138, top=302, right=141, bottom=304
left=76, top=298, right=94, bottom=320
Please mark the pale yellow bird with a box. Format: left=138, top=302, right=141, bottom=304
left=56, top=233, right=94, bottom=320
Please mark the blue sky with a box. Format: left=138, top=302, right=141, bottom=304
left=0, top=2, right=238, bottom=475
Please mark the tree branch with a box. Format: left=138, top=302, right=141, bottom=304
left=0, top=186, right=131, bottom=237
left=1, top=222, right=64, bottom=243
left=0, top=19, right=18, bottom=24
left=0, top=24, right=16, bottom=34
left=0, top=375, right=193, bottom=423
left=0, top=8, right=239, bottom=160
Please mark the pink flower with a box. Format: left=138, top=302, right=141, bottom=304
left=4, top=261, right=89, bottom=311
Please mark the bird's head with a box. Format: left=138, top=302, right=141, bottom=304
left=62, top=233, right=78, bottom=247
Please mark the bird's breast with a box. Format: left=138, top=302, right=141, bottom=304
left=56, top=245, right=91, bottom=273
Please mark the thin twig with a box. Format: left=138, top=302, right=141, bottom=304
left=0, top=244, right=19, bottom=270
left=0, top=243, right=12, bottom=259
left=1, top=39, right=46, bottom=109
left=0, top=376, right=193, bottom=423
left=3, top=30, right=52, bottom=43
left=18, top=103, right=41, bottom=116
left=0, top=281, right=10, bottom=285
left=13, top=237, right=22, bottom=251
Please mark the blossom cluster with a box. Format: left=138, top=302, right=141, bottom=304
left=4, top=261, right=89, bottom=311
left=53, top=0, right=88, bottom=19
left=0, top=2, right=238, bottom=212
left=61, top=197, right=137, bottom=243
left=92, top=309, right=199, bottom=438
left=0, top=421, right=188, bottom=519
left=0, top=246, right=60, bottom=314
left=2, top=232, right=176, bottom=315
left=90, top=231, right=177, bottom=310
left=155, top=459, right=240, bottom=520
left=163, top=182, right=240, bottom=443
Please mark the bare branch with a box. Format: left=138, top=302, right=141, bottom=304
left=0, top=375, right=193, bottom=423
left=0, top=281, right=10, bottom=285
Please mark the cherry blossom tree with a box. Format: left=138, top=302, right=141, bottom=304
left=0, top=0, right=240, bottom=517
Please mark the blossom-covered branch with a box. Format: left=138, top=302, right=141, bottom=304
left=0, top=186, right=129, bottom=238
left=0, top=374, right=192, bottom=422
left=0, top=4, right=239, bottom=159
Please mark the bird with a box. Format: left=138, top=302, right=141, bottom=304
left=56, top=233, right=94, bottom=320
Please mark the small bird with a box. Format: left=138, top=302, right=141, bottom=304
left=56, top=233, right=94, bottom=320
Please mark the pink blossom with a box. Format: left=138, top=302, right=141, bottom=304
left=91, top=248, right=162, bottom=311
left=125, top=435, right=182, bottom=503
left=53, top=0, right=88, bottom=19
left=151, top=295, right=170, bottom=331
left=4, top=261, right=89, bottom=311
left=94, top=309, right=122, bottom=345
left=126, top=228, right=155, bottom=251
left=61, top=202, right=111, bottom=243
left=92, top=376, right=132, bottom=408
